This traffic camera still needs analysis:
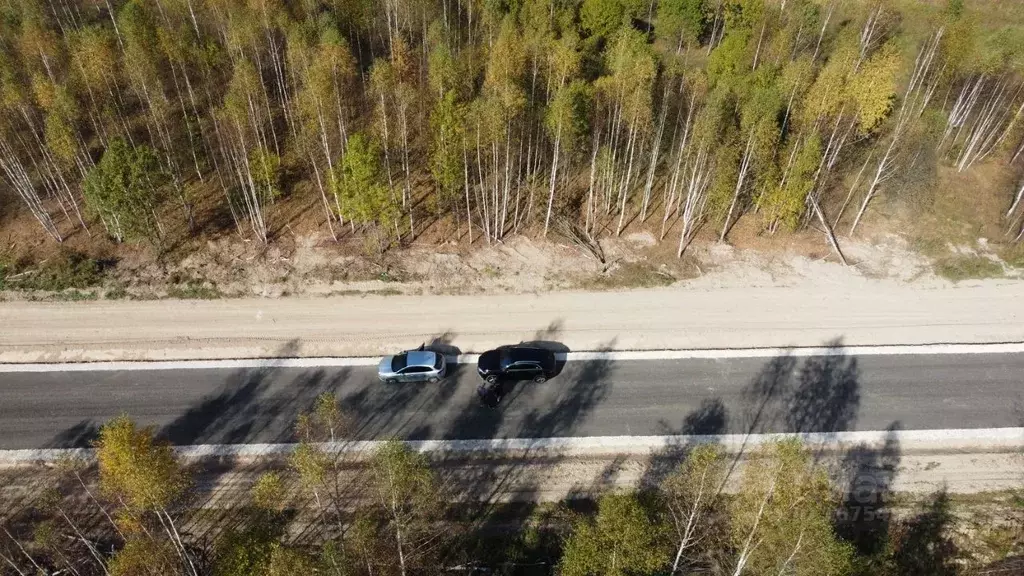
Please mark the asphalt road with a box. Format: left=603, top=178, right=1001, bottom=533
left=0, top=353, right=1021, bottom=450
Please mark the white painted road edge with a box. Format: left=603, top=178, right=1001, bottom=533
left=3, top=342, right=1024, bottom=372
left=2, top=428, right=1021, bottom=464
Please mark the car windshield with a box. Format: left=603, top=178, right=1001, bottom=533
left=433, top=354, right=443, bottom=369
left=391, top=354, right=408, bottom=372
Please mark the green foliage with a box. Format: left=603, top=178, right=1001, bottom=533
left=332, top=132, right=398, bottom=228
left=266, top=545, right=319, bottom=576
left=95, top=415, right=188, bottom=516
left=430, top=91, right=465, bottom=209
left=0, top=249, right=103, bottom=292
left=801, top=34, right=859, bottom=125
left=934, top=254, right=1004, bottom=281
left=946, top=0, right=965, bottom=19
left=597, top=28, right=657, bottom=127
left=580, top=0, right=640, bottom=39
left=707, top=140, right=742, bottom=220
left=251, top=472, right=286, bottom=512
left=731, top=439, right=854, bottom=576
left=849, top=42, right=901, bottom=135
left=249, top=146, right=282, bottom=202
left=296, top=392, right=352, bottom=443
left=117, top=0, right=164, bottom=99
left=723, top=0, right=766, bottom=31
left=214, top=524, right=277, bottom=576
left=428, top=28, right=461, bottom=98
left=761, top=134, right=822, bottom=231
left=166, top=280, right=223, bottom=299
left=370, top=440, right=443, bottom=573
left=546, top=79, right=593, bottom=152
left=559, top=491, right=669, bottom=576
left=3, top=0, right=1024, bottom=275
left=290, top=441, right=331, bottom=493
left=109, top=537, right=179, bottom=576
left=42, top=86, right=81, bottom=169
left=371, top=440, right=439, bottom=518
left=707, top=29, right=753, bottom=88
left=484, top=16, right=527, bottom=124
left=656, top=0, right=709, bottom=49
left=82, top=138, right=167, bottom=243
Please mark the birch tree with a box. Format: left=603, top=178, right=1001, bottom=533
left=544, top=80, right=591, bottom=236
left=94, top=415, right=197, bottom=576
left=559, top=491, right=670, bottom=576
left=369, top=440, right=442, bottom=576
left=118, top=0, right=194, bottom=231
left=730, top=439, right=853, bottom=576
left=292, top=26, right=357, bottom=240
left=662, top=444, right=727, bottom=574
left=594, top=28, right=657, bottom=236
left=850, top=36, right=938, bottom=235
left=218, top=58, right=279, bottom=242
left=332, top=132, right=400, bottom=251
left=82, top=138, right=167, bottom=243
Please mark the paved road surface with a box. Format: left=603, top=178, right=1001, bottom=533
left=1, top=352, right=1021, bottom=450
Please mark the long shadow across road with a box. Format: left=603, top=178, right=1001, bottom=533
left=5, top=341, right=1020, bottom=451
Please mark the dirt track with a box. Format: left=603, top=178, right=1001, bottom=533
left=1, top=279, right=1021, bottom=363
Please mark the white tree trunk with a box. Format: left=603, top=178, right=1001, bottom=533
left=544, top=121, right=562, bottom=236
left=720, top=134, right=755, bottom=242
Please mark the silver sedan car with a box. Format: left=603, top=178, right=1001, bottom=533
left=377, top=350, right=447, bottom=383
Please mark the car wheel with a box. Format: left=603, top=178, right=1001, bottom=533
left=385, top=378, right=398, bottom=384
left=428, top=376, right=439, bottom=383
left=533, top=375, right=547, bottom=383
left=486, top=375, right=499, bottom=384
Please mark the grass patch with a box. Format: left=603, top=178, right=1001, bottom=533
left=933, top=255, right=1004, bottom=281
left=49, top=289, right=99, bottom=301
left=104, top=284, right=130, bottom=300
left=999, top=243, right=1024, bottom=269
left=328, top=288, right=403, bottom=297
left=579, top=262, right=676, bottom=291
left=166, top=280, right=223, bottom=299
left=0, top=250, right=106, bottom=292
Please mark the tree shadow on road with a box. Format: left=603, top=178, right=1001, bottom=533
left=160, top=342, right=353, bottom=446
left=641, top=398, right=729, bottom=487
left=786, top=342, right=860, bottom=435
left=433, top=337, right=615, bottom=537
left=43, top=420, right=100, bottom=449
left=641, top=339, right=863, bottom=492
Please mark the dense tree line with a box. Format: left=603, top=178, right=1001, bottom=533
left=1, top=402, right=1021, bottom=575
left=0, top=0, right=1023, bottom=256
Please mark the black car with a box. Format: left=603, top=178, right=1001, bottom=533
left=477, top=345, right=557, bottom=384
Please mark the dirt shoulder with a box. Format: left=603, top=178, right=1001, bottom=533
left=2, top=230, right=1022, bottom=363
left=1, top=271, right=1021, bottom=362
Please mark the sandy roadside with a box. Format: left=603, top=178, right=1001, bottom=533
left=1, top=278, right=1022, bottom=362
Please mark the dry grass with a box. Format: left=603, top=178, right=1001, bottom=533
left=576, top=261, right=676, bottom=291
left=933, top=255, right=1004, bottom=281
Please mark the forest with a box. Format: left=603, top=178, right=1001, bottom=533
left=0, top=0, right=1023, bottom=270
left=1, top=402, right=1021, bottom=576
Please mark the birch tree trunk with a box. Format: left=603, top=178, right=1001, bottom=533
left=720, top=134, right=755, bottom=242
left=543, top=120, right=562, bottom=236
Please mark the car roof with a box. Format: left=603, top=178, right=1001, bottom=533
left=404, top=351, right=438, bottom=368
left=508, top=347, right=550, bottom=362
